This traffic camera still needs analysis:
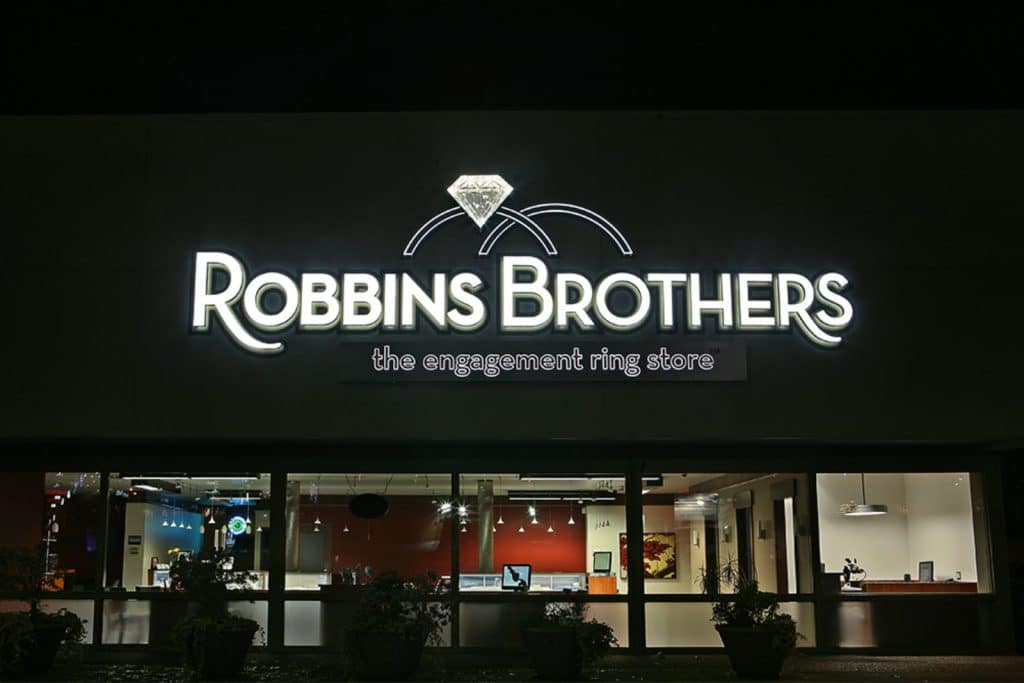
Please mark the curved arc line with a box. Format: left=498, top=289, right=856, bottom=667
left=522, top=203, right=633, bottom=256
left=405, top=202, right=631, bottom=257
left=479, top=203, right=632, bottom=256
left=488, top=208, right=558, bottom=256
left=402, top=206, right=465, bottom=257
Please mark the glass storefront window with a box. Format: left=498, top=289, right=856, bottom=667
left=42, top=472, right=102, bottom=591
left=285, top=473, right=452, bottom=590
left=105, top=473, right=271, bottom=591
left=642, top=473, right=812, bottom=595
left=816, top=472, right=989, bottom=593
left=458, top=473, right=626, bottom=594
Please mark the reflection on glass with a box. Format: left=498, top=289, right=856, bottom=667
left=42, top=472, right=101, bottom=591
left=105, top=473, right=271, bottom=591
left=642, top=474, right=812, bottom=595
left=285, top=474, right=452, bottom=591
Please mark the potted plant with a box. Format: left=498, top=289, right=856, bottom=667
left=343, top=571, right=450, bottom=681
left=0, top=547, right=86, bottom=680
left=521, top=602, right=618, bottom=681
left=699, top=560, right=800, bottom=680
left=169, top=550, right=262, bottom=680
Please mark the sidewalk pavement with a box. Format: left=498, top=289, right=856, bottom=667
left=61, top=653, right=1024, bottom=681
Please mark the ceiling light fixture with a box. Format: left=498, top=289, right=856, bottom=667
left=509, top=490, right=617, bottom=502
left=519, top=474, right=663, bottom=484
left=842, top=474, right=889, bottom=517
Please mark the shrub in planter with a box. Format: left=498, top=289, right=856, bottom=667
left=343, top=571, right=450, bottom=681
left=175, top=614, right=260, bottom=680
left=521, top=602, right=617, bottom=681
left=0, top=548, right=86, bottom=680
left=169, top=550, right=261, bottom=680
left=700, top=560, right=801, bottom=680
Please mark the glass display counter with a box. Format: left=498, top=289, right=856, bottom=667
left=459, top=572, right=587, bottom=592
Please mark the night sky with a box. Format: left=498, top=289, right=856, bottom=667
left=2, top=3, right=1022, bottom=113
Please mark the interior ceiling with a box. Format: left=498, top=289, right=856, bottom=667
left=44, top=471, right=974, bottom=500
left=108, top=473, right=272, bottom=495
left=285, top=473, right=728, bottom=497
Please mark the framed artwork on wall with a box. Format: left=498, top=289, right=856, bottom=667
left=919, top=561, right=934, bottom=582
left=619, top=532, right=677, bottom=579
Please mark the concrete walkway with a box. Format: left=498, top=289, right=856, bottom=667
left=60, top=654, right=1024, bottom=681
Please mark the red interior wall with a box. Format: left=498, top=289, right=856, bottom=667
left=300, top=499, right=585, bottom=577
left=302, top=502, right=450, bottom=577
left=458, top=510, right=586, bottom=573
left=0, top=472, right=45, bottom=549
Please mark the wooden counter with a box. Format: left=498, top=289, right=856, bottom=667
left=860, top=580, right=977, bottom=594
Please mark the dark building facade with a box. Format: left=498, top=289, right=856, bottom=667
left=0, top=111, right=1020, bottom=654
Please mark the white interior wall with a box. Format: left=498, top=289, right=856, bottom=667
left=691, top=476, right=803, bottom=593
left=905, top=474, right=977, bottom=581
left=816, top=473, right=976, bottom=581
left=816, top=474, right=910, bottom=578
left=750, top=479, right=778, bottom=591
left=584, top=504, right=691, bottom=593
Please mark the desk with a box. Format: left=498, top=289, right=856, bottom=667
left=860, top=580, right=977, bottom=594
left=588, top=575, right=618, bottom=594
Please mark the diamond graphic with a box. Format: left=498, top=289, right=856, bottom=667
left=447, top=175, right=513, bottom=229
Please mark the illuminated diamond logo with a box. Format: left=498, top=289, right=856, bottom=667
left=447, top=175, right=513, bottom=229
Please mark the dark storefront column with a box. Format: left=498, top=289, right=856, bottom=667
left=807, top=467, right=826, bottom=651
left=92, top=472, right=110, bottom=646
left=268, top=470, right=287, bottom=651
left=983, top=458, right=1018, bottom=652
left=625, top=464, right=646, bottom=653
left=449, top=471, right=460, bottom=649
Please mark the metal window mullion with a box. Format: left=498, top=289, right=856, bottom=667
left=625, top=463, right=646, bottom=653
left=450, top=471, right=460, bottom=649
left=92, top=471, right=110, bottom=647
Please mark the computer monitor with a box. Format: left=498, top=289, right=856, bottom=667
left=501, top=564, right=532, bottom=591
left=593, top=551, right=613, bottom=574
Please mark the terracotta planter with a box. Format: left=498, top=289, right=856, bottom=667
left=522, top=626, right=583, bottom=681
left=346, top=629, right=426, bottom=681
left=715, top=625, right=791, bottom=680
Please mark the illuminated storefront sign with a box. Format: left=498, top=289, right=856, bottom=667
left=190, top=176, right=853, bottom=378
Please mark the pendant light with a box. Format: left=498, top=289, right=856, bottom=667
left=496, top=476, right=505, bottom=525
left=843, top=473, right=889, bottom=517
left=567, top=502, right=576, bottom=526
left=518, top=524, right=525, bottom=533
